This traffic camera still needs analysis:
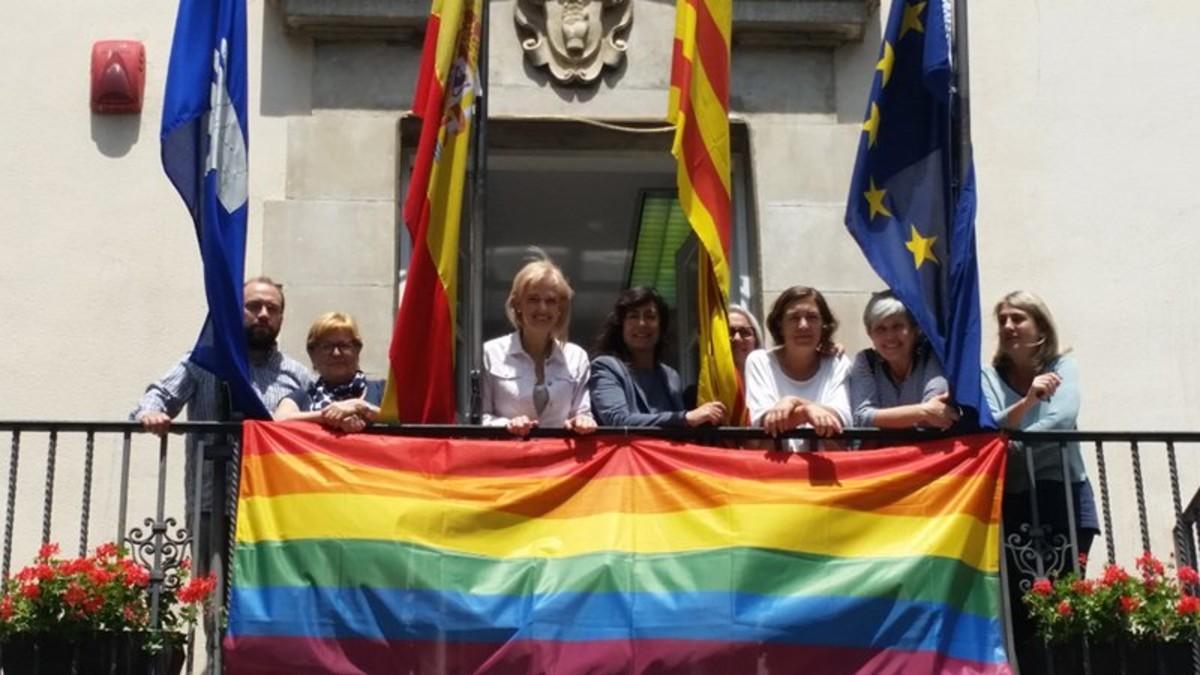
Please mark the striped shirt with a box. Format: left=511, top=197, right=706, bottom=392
left=132, top=350, right=311, bottom=512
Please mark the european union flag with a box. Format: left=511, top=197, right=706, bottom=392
left=161, top=0, right=267, bottom=419
left=845, top=0, right=993, bottom=427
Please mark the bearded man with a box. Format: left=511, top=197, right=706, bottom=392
left=131, top=277, right=311, bottom=568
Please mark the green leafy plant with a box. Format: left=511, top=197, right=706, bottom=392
left=1024, top=552, right=1200, bottom=643
left=0, top=541, right=217, bottom=651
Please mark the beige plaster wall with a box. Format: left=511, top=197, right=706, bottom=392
left=969, top=0, right=1200, bottom=563
left=0, top=1, right=302, bottom=564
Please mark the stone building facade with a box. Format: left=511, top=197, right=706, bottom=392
left=2, top=0, right=1199, bottom=562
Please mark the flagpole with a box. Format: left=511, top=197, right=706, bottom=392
left=952, top=0, right=972, bottom=188
left=466, top=0, right=489, bottom=424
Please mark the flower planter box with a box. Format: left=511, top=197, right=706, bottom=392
left=1, top=632, right=185, bottom=675
left=1047, top=638, right=1197, bottom=675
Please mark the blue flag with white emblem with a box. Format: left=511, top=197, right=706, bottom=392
left=161, top=0, right=267, bottom=419
left=845, top=0, right=993, bottom=427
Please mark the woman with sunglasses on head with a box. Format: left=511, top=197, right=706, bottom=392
left=744, top=286, right=851, bottom=448
left=588, top=287, right=726, bottom=428
left=274, top=312, right=383, bottom=432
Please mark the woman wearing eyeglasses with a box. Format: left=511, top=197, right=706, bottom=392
left=274, top=312, right=383, bottom=432
left=744, top=286, right=851, bottom=448
left=727, top=305, right=763, bottom=376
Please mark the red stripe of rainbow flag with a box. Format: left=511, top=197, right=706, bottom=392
left=224, top=422, right=1011, bottom=674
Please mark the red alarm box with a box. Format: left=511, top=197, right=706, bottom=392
left=90, top=40, right=145, bottom=114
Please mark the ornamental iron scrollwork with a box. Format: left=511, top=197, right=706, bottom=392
left=1005, top=521, right=1074, bottom=592
left=515, top=0, right=632, bottom=84
left=127, top=516, right=191, bottom=594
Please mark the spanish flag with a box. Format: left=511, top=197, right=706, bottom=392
left=668, top=0, right=744, bottom=423
left=382, top=0, right=482, bottom=422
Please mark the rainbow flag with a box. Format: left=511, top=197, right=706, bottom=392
left=668, top=0, right=744, bottom=423
left=381, top=0, right=482, bottom=423
left=225, top=422, right=1011, bottom=674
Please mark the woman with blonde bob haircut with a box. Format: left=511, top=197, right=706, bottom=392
left=482, top=257, right=596, bottom=436
left=275, top=312, right=383, bottom=432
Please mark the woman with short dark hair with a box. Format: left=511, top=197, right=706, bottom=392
left=744, top=286, right=851, bottom=446
left=588, top=287, right=725, bottom=427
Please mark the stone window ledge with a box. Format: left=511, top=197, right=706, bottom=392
left=279, top=0, right=877, bottom=46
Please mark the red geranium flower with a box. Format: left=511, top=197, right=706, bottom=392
left=0, top=596, right=13, bottom=621
left=37, top=543, right=59, bottom=561
left=119, top=560, right=150, bottom=588
left=178, top=574, right=218, bottom=604
left=1180, top=566, right=1200, bottom=586
left=1102, top=564, right=1130, bottom=586
left=63, top=582, right=87, bottom=608
left=19, top=583, right=39, bottom=600
left=87, top=567, right=114, bottom=586
left=94, top=543, right=118, bottom=560
left=32, top=564, right=54, bottom=582
left=82, top=594, right=104, bottom=615
left=1135, top=552, right=1165, bottom=578
left=1032, top=578, right=1054, bottom=596
left=62, top=557, right=92, bottom=575
left=1177, top=595, right=1200, bottom=616
left=1072, top=579, right=1094, bottom=595
left=1057, top=600, right=1073, bottom=616
left=1119, top=595, right=1141, bottom=614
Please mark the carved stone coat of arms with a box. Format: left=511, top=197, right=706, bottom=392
left=514, top=0, right=633, bottom=85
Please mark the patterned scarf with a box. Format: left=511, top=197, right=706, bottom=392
left=306, top=371, right=368, bottom=411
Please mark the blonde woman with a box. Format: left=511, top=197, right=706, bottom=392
left=984, top=292, right=1100, bottom=668
left=982, top=291, right=1099, bottom=546
left=482, top=258, right=596, bottom=436
left=274, top=312, right=382, bottom=432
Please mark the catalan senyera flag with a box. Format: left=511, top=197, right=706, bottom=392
left=668, top=0, right=744, bottom=424
left=225, top=422, right=1011, bottom=674
left=381, top=0, right=482, bottom=423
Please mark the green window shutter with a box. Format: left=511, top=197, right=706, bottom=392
left=629, top=192, right=691, bottom=307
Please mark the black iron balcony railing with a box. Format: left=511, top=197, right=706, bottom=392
left=0, top=421, right=1196, bottom=675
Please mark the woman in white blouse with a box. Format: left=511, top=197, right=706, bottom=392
left=744, top=286, right=852, bottom=447
left=482, top=258, right=597, bottom=436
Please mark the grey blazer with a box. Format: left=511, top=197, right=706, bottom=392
left=587, top=355, right=687, bottom=427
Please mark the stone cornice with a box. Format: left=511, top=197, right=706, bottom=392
left=278, top=0, right=877, bottom=46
